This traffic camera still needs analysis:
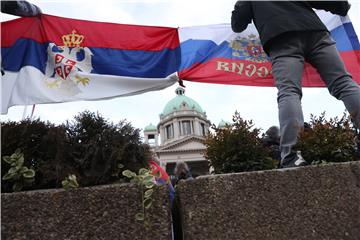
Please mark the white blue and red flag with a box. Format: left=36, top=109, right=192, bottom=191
left=1, top=11, right=359, bottom=114
left=1, top=14, right=180, bottom=114
left=178, top=11, right=360, bottom=87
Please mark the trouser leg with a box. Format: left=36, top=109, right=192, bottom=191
left=268, top=33, right=305, bottom=164
left=278, top=95, right=304, bottom=163
left=342, top=94, right=360, bottom=127
left=306, top=31, right=360, bottom=128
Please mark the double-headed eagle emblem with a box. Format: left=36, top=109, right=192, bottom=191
left=45, top=30, right=93, bottom=96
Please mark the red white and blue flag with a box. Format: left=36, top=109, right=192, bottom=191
left=178, top=11, right=360, bottom=87
left=1, top=14, right=180, bottom=114
left=1, top=11, right=359, bottom=114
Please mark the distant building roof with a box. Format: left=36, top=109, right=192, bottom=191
left=144, top=123, right=157, bottom=132
left=218, top=119, right=231, bottom=128
left=161, top=87, right=204, bottom=117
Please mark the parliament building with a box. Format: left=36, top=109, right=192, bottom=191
left=143, top=86, right=226, bottom=177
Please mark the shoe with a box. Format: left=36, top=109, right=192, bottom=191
left=280, top=151, right=309, bottom=168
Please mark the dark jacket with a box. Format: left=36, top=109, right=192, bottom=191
left=231, top=1, right=350, bottom=51
left=1, top=0, right=41, bottom=17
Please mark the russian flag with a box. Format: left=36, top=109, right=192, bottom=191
left=1, top=14, right=180, bottom=114
left=178, top=11, right=360, bottom=87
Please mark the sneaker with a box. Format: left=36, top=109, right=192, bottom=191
left=280, top=151, right=309, bottom=168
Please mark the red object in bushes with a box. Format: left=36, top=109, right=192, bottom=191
left=149, top=160, right=169, bottom=183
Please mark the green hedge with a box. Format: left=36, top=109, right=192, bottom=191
left=1, top=110, right=151, bottom=193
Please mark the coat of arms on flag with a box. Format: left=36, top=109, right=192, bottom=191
left=229, top=34, right=269, bottom=63
left=45, top=30, right=93, bottom=96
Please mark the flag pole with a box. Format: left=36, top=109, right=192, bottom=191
left=30, top=104, right=36, bottom=120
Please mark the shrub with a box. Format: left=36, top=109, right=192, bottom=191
left=1, top=111, right=151, bottom=192
left=205, top=112, right=276, bottom=174
left=295, top=112, right=359, bottom=164
left=64, top=110, right=151, bottom=187
left=1, top=119, right=68, bottom=192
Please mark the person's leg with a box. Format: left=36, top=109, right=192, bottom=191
left=267, top=32, right=307, bottom=167
left=306, top=31, right=360, bottom=128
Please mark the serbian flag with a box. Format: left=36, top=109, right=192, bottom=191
left=178, top=11, right=360, bottom=87
left=1, top=14, right=180, bottom=114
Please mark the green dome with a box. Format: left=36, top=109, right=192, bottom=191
left=218, top=119, right=230, bottom=128
left=144, top=123, right=157, bottom=132
left=162, top=87, right=204, bottom=116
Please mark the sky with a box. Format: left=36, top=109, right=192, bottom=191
left=1, top=0, right=360, bottom=137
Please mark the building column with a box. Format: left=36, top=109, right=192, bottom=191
left=173, top=119, right=180, bottom=139
left=193, top=118, right=200, bottom=135
left=155, top=134, right=159, bottom=146
left=144, top=133, right=149, bottom=144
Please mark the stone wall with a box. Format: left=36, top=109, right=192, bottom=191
left=1, top=183, right=171, bottom=240
left=177, top=162, right=360, bottom=240
left=3, top=162, right=360, bottom=240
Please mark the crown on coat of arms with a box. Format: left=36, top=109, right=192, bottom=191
left=61, top=30, right=84, bottom=47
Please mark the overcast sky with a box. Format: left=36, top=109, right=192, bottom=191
left=1, top=0, right=360, bottom=136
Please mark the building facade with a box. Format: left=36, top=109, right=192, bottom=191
left=144, top=87, right=211, bottom=177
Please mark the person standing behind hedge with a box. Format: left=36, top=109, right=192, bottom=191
left=172, top=161, right=193, bottom=186
left=262, top=126, right=281, bottom=166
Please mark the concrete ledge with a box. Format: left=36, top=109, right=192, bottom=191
left=1, top=183, right=171, bottom=240
left=177, top=161, right=360, bottom=240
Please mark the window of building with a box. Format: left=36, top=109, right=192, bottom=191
left=147, top=134, right=155, bottom=145
left=200, top=123, right=206, bottom=136
left=180, top=120, right=192, bottom=135
left=165, top=124, right=174, bottom=139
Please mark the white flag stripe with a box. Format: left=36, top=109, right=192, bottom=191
left=1, top=66, right=178, bottom=114
left=179, top=11, right=348, bottom=44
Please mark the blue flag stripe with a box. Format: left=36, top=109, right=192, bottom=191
left=2, top=38, right=180, bottom=78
